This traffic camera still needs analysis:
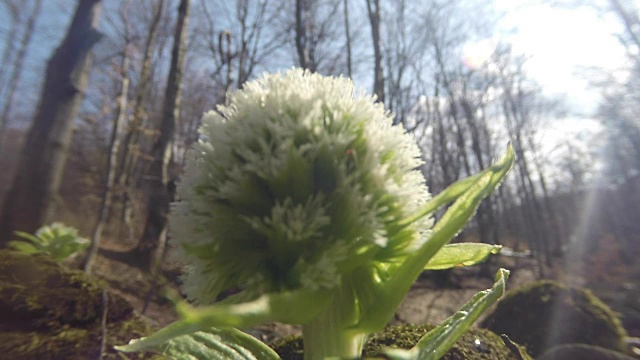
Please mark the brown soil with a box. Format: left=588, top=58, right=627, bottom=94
left=72, top=241, right=543, bottom=344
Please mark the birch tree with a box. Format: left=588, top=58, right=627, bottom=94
left=116, top=0, right=167, bottom=243
left=84, top=0, right=133, bottom=273
left=343, top=0, right=353, bottom=78
left=291, top=0, right=345, bottom=74
left=365, top=0, right=384, bottom=103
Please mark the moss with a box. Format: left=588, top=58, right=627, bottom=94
left=480, top=280, right=629, bottom=357
left=365, top=324, right=532, bottom=360
left=270, top=323, right=532, bottom=360
left=0, top=250, right=166, bottom=359
left=271, top=335, right=305, bottom=360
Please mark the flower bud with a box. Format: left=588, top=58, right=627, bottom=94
left=170, top=69, right=432, bottom=304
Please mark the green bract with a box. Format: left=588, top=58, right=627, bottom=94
left=170, top=68, right=432, bottom=304
left=119, top=69, right=515, bottom=360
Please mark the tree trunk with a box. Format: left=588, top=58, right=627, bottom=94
left=219, top=30, right=233, bottom=96
left=0, top=0, right=43, bottom=151
left=116, top=0, right=165, bottom=243
left=503, top=101, right=547, bottom=277
left=236, top=0, right=248, bottom=88
left=129, top=0, right=190, bottom=271
left=295, top=0, right=313, bottom=70
left=366, top=0, right=384, bottom=103
left=0, top=0, right=102, bottom=246
left=526, top=131, right=562, bottom=257
left=84, top=22, right=132, bottom=273
left=343, top=0, right=352, bottom=78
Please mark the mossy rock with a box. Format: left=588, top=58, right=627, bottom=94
left=0, top=250, right=165, bottom=359
left=270, top=323, right=532, bottom=360
left=480, top=280, right=629, bottom=357
left=270, top=335, right=305, bottom=360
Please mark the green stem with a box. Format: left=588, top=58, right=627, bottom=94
left=302, top=319, right=366, bottom=360
left=301, top=278, right=367, bottom=360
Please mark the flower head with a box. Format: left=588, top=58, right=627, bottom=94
left=170, top=69, right=432, bottom=304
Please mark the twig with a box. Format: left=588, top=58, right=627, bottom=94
left=500, top=334, right=526, bottom=360
left=99, top=290, right=108, bottom=360
left=142, top=236, right=171, bottom=314
left=142, top=275, right=162, bottom=314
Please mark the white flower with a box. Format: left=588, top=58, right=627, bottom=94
left=170, top=69, right=433, bottom=304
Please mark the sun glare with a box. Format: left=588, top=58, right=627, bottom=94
left=463, top=39, right=495, bottom=70
left=494, top=2, right=626, bottom=110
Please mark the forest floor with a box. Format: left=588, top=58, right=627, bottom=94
left=75, top=240, right=549, bottom=344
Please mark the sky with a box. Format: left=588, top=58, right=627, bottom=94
left=493, top=0, right=627, bottom=113
left=0, top=1, right=71, bottom=124
left=486, top=0, right=630, bottom=157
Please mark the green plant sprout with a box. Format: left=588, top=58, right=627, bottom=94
left=9, top=222, right=89, bottom=263
left=117, top=69, right=515, bottom=360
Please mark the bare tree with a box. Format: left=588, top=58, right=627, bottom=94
left=599, top=71, right=640, bottom=180
left=343, top=0, right=353, bottom=78
left=129, top=0, right=191, bottom=271
left=383, top=0, right=421, bottom=125
left=609, top=0, right=640, bottom=66
left=558, top=0, right=640, bottom=182
left=380, top=1, right=565, bottom=274
left=84, top=0, right=133, bottom=273
left=116, top=0, right=167, bottom=243
left=290, top=0, right=344, bottom=74
left=0, top=0, right=103, bottom=246
left=496, top=52, right=555, bottom=273
left=197, top=0, right=286, bottom=93
left=598, top=1, right=640, bottom=181
left=296, top=0, right=316, bottom=70
left=365, top=0, right=384, bottom=102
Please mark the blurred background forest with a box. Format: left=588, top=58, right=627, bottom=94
left=0, top=0, right=639, bottom=330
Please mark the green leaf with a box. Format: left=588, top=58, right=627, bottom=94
left=13, top=231, right=44, bottom=246
left=354, top=144, right=515, bottom=332
left=117, top=327, right=281, bottom=360
left=115, top=320, right=205, bottom=353
left=398, top=172, right=485, bottom=228
left=382, top=268, right=510, bottom=360
left=12, top=224, right=89, bottom=262
left=116, top=288, right=331, bottom=353
left=424, top=243, right=502, bottom=270
left=8, top=240, right=39, bottom=254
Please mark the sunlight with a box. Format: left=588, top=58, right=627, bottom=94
left=544, top=145, right=606, bottom=349
left=494, top=1, right=627, bottom=112
left=463, top=38, right=496, bottom=70
left=541, top=116, right=603, bottom=157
